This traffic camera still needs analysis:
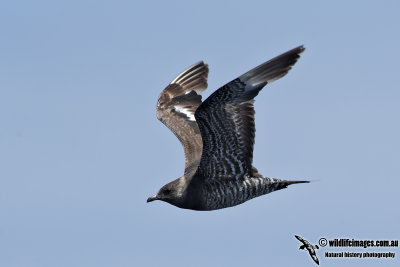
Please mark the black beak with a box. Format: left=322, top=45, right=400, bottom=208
left=147, top=195, right=158, bottom=202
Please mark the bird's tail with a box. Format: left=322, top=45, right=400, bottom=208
left=274, top=178, right=310, bottom=191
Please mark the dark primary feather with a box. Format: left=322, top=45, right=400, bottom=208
left=156, top=62, right=209, bottom=176
left=241, top=46, right=305, bottom=87
left=195, top=46, right=305, bottom=181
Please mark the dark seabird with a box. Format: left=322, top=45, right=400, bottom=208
left=147, top=46, right=308, bottom=210
left=295, top=235, right=320, bottom=265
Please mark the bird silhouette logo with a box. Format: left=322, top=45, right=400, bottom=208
left=295, top=235, right=320, bottom=265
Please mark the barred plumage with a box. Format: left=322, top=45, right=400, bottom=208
left=201, top=177, right=299, bottom=210
left=147, top=46, right=309, bottom=211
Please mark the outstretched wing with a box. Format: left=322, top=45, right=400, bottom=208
left=295, top=235, right=308, bottom=245
left=156, top=62, right=209, bottom=176
left=309, top=251, right=319, bottom=265
left=194, top=46, right=304, bottom=180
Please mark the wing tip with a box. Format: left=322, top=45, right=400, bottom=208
left=241, top=45, right=305, bottom=87
left=170, top=61, right=209, bottom=94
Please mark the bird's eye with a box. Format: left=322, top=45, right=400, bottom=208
left=163, top=189, right=172, bottom=195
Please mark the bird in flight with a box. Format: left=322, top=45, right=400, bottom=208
left=295, top=235, right=320, bottom=265
left=147, top=46, right=307, bottom=210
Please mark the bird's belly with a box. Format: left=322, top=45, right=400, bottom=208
left=201, top=177, right=278, bottom=210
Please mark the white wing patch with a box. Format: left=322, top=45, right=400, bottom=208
left=174, top=105, right=196, bottom=121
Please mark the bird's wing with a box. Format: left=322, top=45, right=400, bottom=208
left=295, top=235, right=307, bottom=244
left=309, top=250, right=319, bottom=265
left=296, top=235, right=313, bottom=247
left=156, top=62, right=209, bottom=176
left=194, top=46, right=304, bottom=180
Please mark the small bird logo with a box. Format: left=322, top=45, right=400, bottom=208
left=295, top=235, right=320, bottom=265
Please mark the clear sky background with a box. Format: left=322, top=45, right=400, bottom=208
left=1, top=1, right=399, bottom=266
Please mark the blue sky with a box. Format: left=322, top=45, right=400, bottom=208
left=1, top=1, right=399, bottom=266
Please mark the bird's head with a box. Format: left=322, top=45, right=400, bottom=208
left=147, top=177, right=188, bottom=207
